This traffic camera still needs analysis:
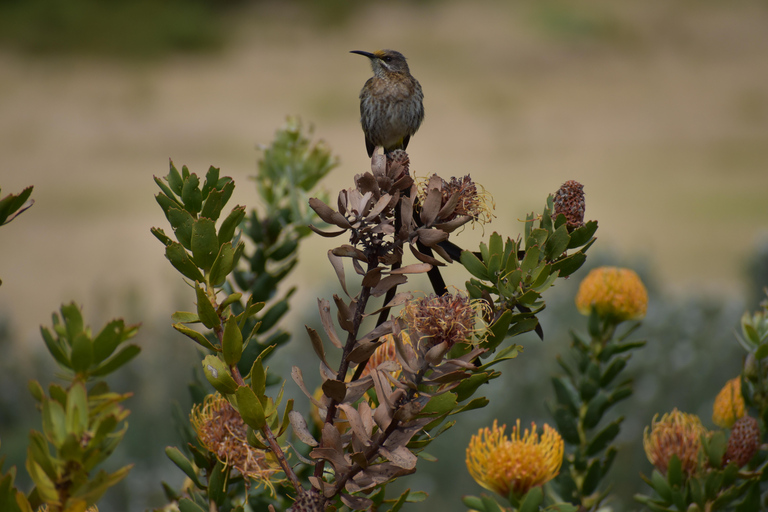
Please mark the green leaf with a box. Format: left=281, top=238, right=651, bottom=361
left=171, top=311, right=200, bottom=324
left=40, top=327, right=70, bottom=368
left=259, top=299, right=289, bottom=333
left=551, top=252, right=587, bottom=279
left=70, top=333, right=93, bottom=373
left=89, top=345, right=140, bottom=377
left=60, top=302, right=84, bottom=343
left=462, top=496, right=485, bottom=511
left=165, top=447, right=205, bottom=490
left=552, top=376, right=580, bottom=414
left=705, top=431, right=727, bottom=468
left=200, top=189, right=223, bottom=221
left=520, top=245, right=541, bottom=275
left=92, top=319, right=125, bottom=365
left=583, top=392, right=609, bottom=429
left=66, top=381, right=89, bottom=435
left=586, top=417, right=623, bottom=456
left=191, top=218, right=219, bottom=271
left=460, top=251, right=489, bottom=281
left=599, top=356, right=628, bottom=387
left=207, top=461, right=229, bottom=507
left=567, top=220, right=598, bottom=249
left=181, top=173, right=202, bottom=215
left=165, top=243, right=204, bottom=282
left=173, top=324, right=217, bottom=351
left=218, top=205, right=246, bottom=246
left=222, top=315, right=243, bottom=366
left=518, top=486, right=543, bottom=512
left=167, top=161, right=184, bottom=195
left=202, top=355, right=238, bottom=394
left=235, top=386, right=266, bottom=430
left=651, top=469, right=673, bottom=503
left=168, top=208, right=195, bottom=250
left=552, top=406, right=580, bottom=444
left=195, top=283, right=221, bottom=330
left=249, top=355, right=267, bottom=399
left=543, top=224, right=570, bottom=260
left=202, top=166, right=220, bottom=199
left=581, top=458, right=602, bottom=496
left=178, top=498, right=208, bottom=512
left=667, top=455, right=683, bottom=488
left=209, top=242, right=235, bottom=288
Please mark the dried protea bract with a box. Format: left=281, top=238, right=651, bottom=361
left=553, top=180, right=585, bottom=230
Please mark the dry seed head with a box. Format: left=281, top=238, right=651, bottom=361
left=553, top=180, right=585, bottom=229
left=725, top=415, right=760, bottom=468
left=403, top=292, right=478, bottom=349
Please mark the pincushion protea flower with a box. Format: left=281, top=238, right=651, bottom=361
left=575, top=266, right=648, bottom=322
left=191, top=393, right=282, bottom=492
left=403, top=292, right=480, bottom=350
left=643, top=409, right=708, bottom=477
left=712, top=377, right=746, bottom=428
left=466, top=419, right=564, bottom=497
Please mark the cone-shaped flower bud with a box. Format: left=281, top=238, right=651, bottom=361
left=643, top=409, right=708, bottom=477
left=466, top=419, right=564, bottom=498
left=712, top=377, right=746, bottom=428
left=553, top=180, right=585, bottom=229
left=575, top=266, right=648, bottom=322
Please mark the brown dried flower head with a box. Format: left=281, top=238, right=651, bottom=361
left=725, top=415, right=760, bottom=468
left=417, top=174, right=494, bottom=228
left=553, top=180, right=585, bottom=230
left=403, top=292, right=478, bottom=350
left=191, top=393, right=282, bottom=492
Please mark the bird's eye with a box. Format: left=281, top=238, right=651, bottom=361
left=382, top=56, right=392, bottom=63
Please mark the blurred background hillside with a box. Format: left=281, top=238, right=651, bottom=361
left=1, top=0, right=767, bottom=510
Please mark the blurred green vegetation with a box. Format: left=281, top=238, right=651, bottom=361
left=0, top=0, right=234, bottom=59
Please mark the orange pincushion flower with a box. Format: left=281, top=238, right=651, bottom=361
left=712, top=377, right=746, bottom=428
left=466, top=419, right=564, bottom=497
left=575, top=267, right=648, bottom=321
left=643, top=409, right=708, bottom=477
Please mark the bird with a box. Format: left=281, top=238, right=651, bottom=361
left=350, top=49, right=424, bottom=157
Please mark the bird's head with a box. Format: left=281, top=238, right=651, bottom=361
left=350, top=49, right=411, bottom=76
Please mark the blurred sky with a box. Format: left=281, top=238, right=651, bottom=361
left=2, top=1, right=768, bottom=336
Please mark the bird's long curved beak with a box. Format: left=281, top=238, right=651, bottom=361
left=350, top=50, right=375, bottom=59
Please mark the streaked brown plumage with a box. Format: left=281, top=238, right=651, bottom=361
left=350, top=49, right=424, bottom=157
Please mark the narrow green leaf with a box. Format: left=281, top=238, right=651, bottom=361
left=167, top=161, right=184, bottom=195
left=173, top=324, right=217, bottom=351
left=89, top=345, right=141, bottom=377
left=40, top=326, right=70, bottom=368
left=150, top=227, right=173, bottom=246
left=202, top=355, right=239, bottom=394
left=218, top=205, right=246, bottom=246
left=460, top=251, right=489, bottom=281
left=195, top=283, right=221, bottom=330
left=222, top=315, right=243, bottom=366
left=165, top=243, right=204, bottom=282
left=92, top=319, right=125, bottom=365
left=520, top=246, right=541, bottom=275
left=168, top=208, right=195, bottom=250
left=518, top=486, right=543, bottom=512
left=165, top=447, right=205, bottom=490
left=552, top=406, right=580, bottom=444
left=209, top=242, right=235, bottom=288
left=543, top=224, right=570, bottom=260
left=586, top=417, right=623, bottom=456
left=235, top=386, right=266, bottom=430
left=567, top=220, right=598, bottom=249
left=207, top=461, right=229, bottom=506
left=60, top=302, right=83, bottom=343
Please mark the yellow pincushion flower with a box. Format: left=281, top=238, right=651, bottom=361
left=466, top=419, right=564, bottom=497
left=191, top=393, right=282, bottom=493
left=575, top=267, right=648, bottom=321
left=643, top=409, right=708, bottom=477
left=712, top=377, right=746, bottom=428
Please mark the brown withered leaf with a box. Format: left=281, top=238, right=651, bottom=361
left=371, top=275, right=408, bottom=297
left=408, top=243, right=445, bottom=266
left=399, top=195, right=415, bottom=233
left=338, top=403, right=372, bottom=446
left=332, top=244, right=368, bottom=262
left=365, top=194, right=393, bottom=222
left=322, top=379, right=348, bottom=403
left=432, top=240, right=453, bottom=262
left=356, top=172, right=379, bottom=196
left=306, top=326, right=332, bottom=371
left=346, top=340, right=383, bottom=365
left=434, top=215, right=472, bottom=234
left=390, top=263, right=433, bottom=275
left=362, top=267, right=382, bottom=288
left=357, top=320, right=395, bottom=345
left=347, top=463, right=416, bottom=493
left=318, top=298, right=343, bottom=349
left=310, top=446, right=351, bottom=475
left=350, top=452, right=369, bottom=469
left=309, top=225, right=346, bottom=238
left=334, top=294, right=355, bottom=334
left=425, top=368, right=470, bottom=384
left=424, top=341, right=451, bottom=365
left=343, top=375, right=374, bottom=404
left=289, top=410, right=319, bottom=447
left=436, top=191, right=460, bottom=220
left=419, top=176, right=444, bottom=226
left=379, top=445, right=418, bottom=470
left=341, top=493, right=374, bottom=511
left=328, top=251, right=349, bottom=296
left=322, top=422, right=343, bottom=451
left=291, top=366, right=324, bottom=407
left=415, top=228, right=449, bottom=247
left=309, top=197, right=352, bottom=229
